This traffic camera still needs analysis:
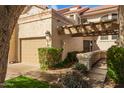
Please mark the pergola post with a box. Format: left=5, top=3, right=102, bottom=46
left=118, top=5, right=124, bottom=47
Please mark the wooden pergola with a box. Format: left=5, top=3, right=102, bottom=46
left=58, top=19, right=119, bottom=37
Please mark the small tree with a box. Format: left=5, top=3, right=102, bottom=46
left=0, top=6, right=25, bottom=87
left=118, top=5, right=124, bottom=46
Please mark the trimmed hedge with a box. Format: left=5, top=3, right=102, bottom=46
left=38, top=47, right=63, bottom=70
left=107, top=46, right=124, bottom=84
left=65, top=51, right=78, bottom=63
left=53, top=51, right=78, bottom=68
left=73, top=63, right=87, bottom=73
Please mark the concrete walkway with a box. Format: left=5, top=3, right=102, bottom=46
left=24, top=68, right=72, bottom=83
left=88, top=59, right=107, bottom=87
left=6, top=63, right=72, bottom=84
left=6, top=63, right=40, bottom=80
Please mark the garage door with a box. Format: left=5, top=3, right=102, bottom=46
left=21, top=38, right=46, bottom=64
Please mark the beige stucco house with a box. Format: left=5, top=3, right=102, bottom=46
left=8, top=5, right=118, bottom=65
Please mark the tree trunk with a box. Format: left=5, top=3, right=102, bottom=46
left=118, top=5, right=124, bottom=47
left=0, top=5, right=25, bottom=87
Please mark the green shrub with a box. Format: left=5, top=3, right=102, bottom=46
left=65, top=51, right=78, bottom=62
left=53, top=51, right=78, bottom=68
left=58, top=71, right=90, bottom=88
left=38, top=47, right=63, bottom=70
left=107, top=46, right=124, bottom=84
left=73, top=63, right=87, bottom=73
left=53, top=60, right=67, bottom=68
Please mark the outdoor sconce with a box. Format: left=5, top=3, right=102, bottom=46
left=45, top=31, right=51, bottom=47
left=45, top=31, right=51, bottom=36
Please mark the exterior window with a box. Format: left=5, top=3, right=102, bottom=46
left=112, top=35, right=118, bottom=40
left=101, top=14, right=109, bottom=21
left=100, top=36, right=108, bottom=40
left=69, top=14, right=74, bottom=19
left=81, top=18, right=87, bottom=23
left=112, top=13, right=117, bottom=20
left=77, top=17, right=80, bottom=24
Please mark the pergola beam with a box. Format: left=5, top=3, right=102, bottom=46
left=72, top=32, right=118, bottom=37
left=58, top=19, right=119, bottom=37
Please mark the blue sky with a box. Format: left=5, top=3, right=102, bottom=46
left=48, top=5, right=99, bottom=9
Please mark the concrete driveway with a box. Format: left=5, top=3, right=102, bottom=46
left=6, top=63, right=40, bottom=80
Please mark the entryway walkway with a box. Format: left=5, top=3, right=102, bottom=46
left=6, top=63, right=72, bottom=84
left=88, top=59, right=107, bottom=87
left=6, top=63, right=40, bottom=80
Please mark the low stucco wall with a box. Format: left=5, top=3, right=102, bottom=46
left=77, top=50, right=106, bottom=70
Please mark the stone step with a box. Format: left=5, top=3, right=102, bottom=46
left=97, top=65, right=107, bottom=69
left=93, top=62, right=107, bottom=68
left=88, top=59, right=107, bottom=87
left=90, top=68, right=107, bottom=75
left=88, top=66, right=107, bottom=83
left=88, top=72, right=107, bottom=82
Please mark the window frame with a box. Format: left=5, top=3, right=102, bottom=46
left=100, top=14, right=109, bottom=22
left=111, top=35, right=118, bottom=40
left=69, top=14, right=74, bottom=20
left=100, top=36, right=109, bottom=40
left=112, top=13, right=117, bottom=20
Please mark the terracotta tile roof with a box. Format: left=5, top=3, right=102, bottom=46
left=57, top=5, right=81, bottom=13
left=63, top=7, right=89, bottom=15
left=52, top=9, right=74, bottom=24
left=86, top=5, right=117, bottom=12
left=56, top=5, right=118, bottom=18
left=57, top=5, right=89, bottom=15
left=69, top=5, right=81, bottom=8
left=57, top=5, right=118, bottom=16
left=57, top=8, right=70, bottom=14
left=83, top=5, right=118, bottom=17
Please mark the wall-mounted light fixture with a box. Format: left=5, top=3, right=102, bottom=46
left=45, top=31, right=51, bottom=47
left=45, top=31, right=50, bottom=36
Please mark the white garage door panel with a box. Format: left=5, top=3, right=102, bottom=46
left=21, top=38, right=46, bottom=64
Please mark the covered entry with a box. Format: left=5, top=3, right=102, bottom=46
left=58, top=19, right=119, bottom=53
left=83, top=40, right=93, bottom=52
left=20, top=37, right=46, bottom=64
